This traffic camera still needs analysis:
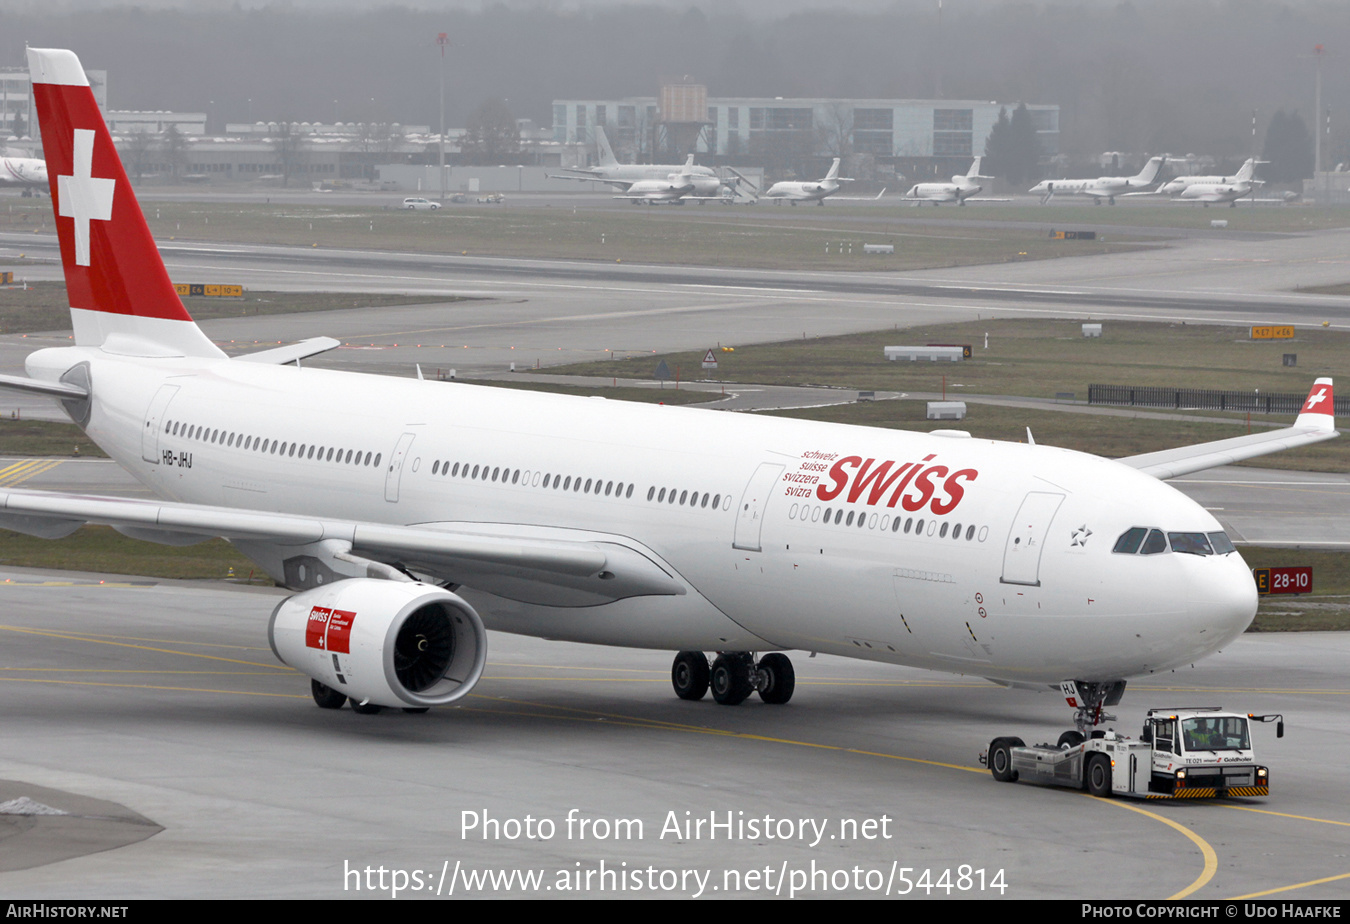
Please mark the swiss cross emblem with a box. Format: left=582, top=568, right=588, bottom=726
left=57, top=128, right=115, bottom=267
left=1305, top=388, right=1329, bottom=411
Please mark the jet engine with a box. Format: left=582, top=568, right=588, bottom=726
left=268, top=579, right=487, bottom=709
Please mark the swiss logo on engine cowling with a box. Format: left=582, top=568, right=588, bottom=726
left=305, top=606, right=355, bottom=654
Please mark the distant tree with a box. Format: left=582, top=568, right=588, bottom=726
left=10, top=110, right=25, bottom=139
left=160, top=124, right=189, bottom=180
left=269, top=122, right=310, bottom=187
left=1262, top=110, right=1314, bottom=184
left=460, top=98, right=521, bottom=165
left=984, top=104, right=1040, bottom=186
left=983, top=107, right=1012, bottom=178
left=121, top=127, right=156, bottom=181
left=1006, top=104, right=1041, bottom=186
left=818, top=101, right=853, bottom=159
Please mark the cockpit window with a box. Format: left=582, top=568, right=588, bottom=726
left=1139, top=529, right=1168, bottom=555
left=1168, top=532, right=1214, bottom=556
left=1113, top=527, right=1147, bottom=554
left=1208, top=531, right=1237, bottom=555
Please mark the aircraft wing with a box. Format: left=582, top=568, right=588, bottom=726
left=0, top=487, right=685, bottom=606
left=545, top=174, right=633, bottom=191
left=1120, top=378, right=1337, bottom=479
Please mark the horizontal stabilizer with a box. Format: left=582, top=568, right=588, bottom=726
left=0, top=372, right=88, bottom=399
left=235, top=337, right=342, bottom=365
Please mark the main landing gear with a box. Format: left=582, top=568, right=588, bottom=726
left=670, top=651, right=795, bottom=705
left=310, top=679, right=430, bottom=715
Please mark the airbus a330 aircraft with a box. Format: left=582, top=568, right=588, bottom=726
left=1, top=152, right=48, bottom=191
left=2, top=49, right=1340, bottom=731
left=903, top=157, right=1001, bottom=206
left=1029, top=155, right=1167, bottom=204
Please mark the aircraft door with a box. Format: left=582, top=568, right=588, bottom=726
left=384, top=432, right=417, bottom=502
left=732, top=462, right=784, bottom=552
left=141, top=384, right=180, bottom=464
left=1000, top=491, right=1065, bottom=586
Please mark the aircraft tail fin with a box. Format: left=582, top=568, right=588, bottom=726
left=1133, top=155, right=1165, bottom=186
left=824, top=158, right=841, bottom=180
left=594, top=125, right=618, bottom=167
left=1235, top=158, right=1269, bottom=183
left=28, top=48, right=223, bottom=359
left=967, top=157, right=983, bottom=178
left=684, top=154, right=696, bottom=168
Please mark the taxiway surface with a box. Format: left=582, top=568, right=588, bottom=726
left=0, top=567, right=1344, bottom=900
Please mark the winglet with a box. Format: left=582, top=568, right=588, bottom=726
left=1295, top=377, right=1335, bottom=431
left=27, top=48, right=223, bottom=359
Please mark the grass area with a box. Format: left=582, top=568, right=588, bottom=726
left=0, top=198, right=1152, bottom=271
left=0, top=525, right=266, bottom=582
left=0, top=418, right=105, bottom=457
left=1300, top=282, right=1350, bottom=296
left=0, top=281, right=463, bottom=335
left=864, top=202, right=1350, bottom=234
left=549, top=318, right=1350, bottom=397
left=545, top=318, right=1350, bottom=470
left=464, top=379, right=717, bottom=406
left=1245, top=546, right=1350, bottom=631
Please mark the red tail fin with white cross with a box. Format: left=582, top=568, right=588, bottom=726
left=28, top=48, right=222, bottom=358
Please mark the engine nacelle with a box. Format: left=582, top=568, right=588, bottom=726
left=268, top=579, right=487, bottom=709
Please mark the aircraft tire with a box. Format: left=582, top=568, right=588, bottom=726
left=756, top=653, right=795, bottom=705
left=402, top=708, right=431, bottom=714
left=311, top=679, right=347, bottom=710
left=1057, top=730, right=1085, bottom=749
left=710, top=654, right=753, bottom=706
left=671, top=651, right=710, bottom=701
left=1087, top=754, right=1112, bottom=797
left=988, top=737, right=1023, bottom=782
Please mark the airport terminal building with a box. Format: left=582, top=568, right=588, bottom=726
left=552, top=95, right=1059, bottom=176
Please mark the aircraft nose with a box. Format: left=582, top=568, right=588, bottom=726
left=1184, top=553, right=1258, bottom=647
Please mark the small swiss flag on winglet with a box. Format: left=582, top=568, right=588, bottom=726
left=1294, top=377, right=1335, bottom=431
left=1301, top=379, right=1333, bottom=415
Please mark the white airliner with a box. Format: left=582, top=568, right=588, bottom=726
left=1, top=49, right=1340, bottom=730
left=1173, top=181, right=1258, bottom=207
left=0, top=153, right=48, bottom=190
left=1029, top=155, right=1167, bottom=204
left=1157, top=158, right=1263, bottom=197
left=548, top=126, right=724, bottom=194
left=903, top=157, right=1000, bottom=206
left=761, top=158, right=859, bottom=205
left=611, top=157, right=724, bottom=204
